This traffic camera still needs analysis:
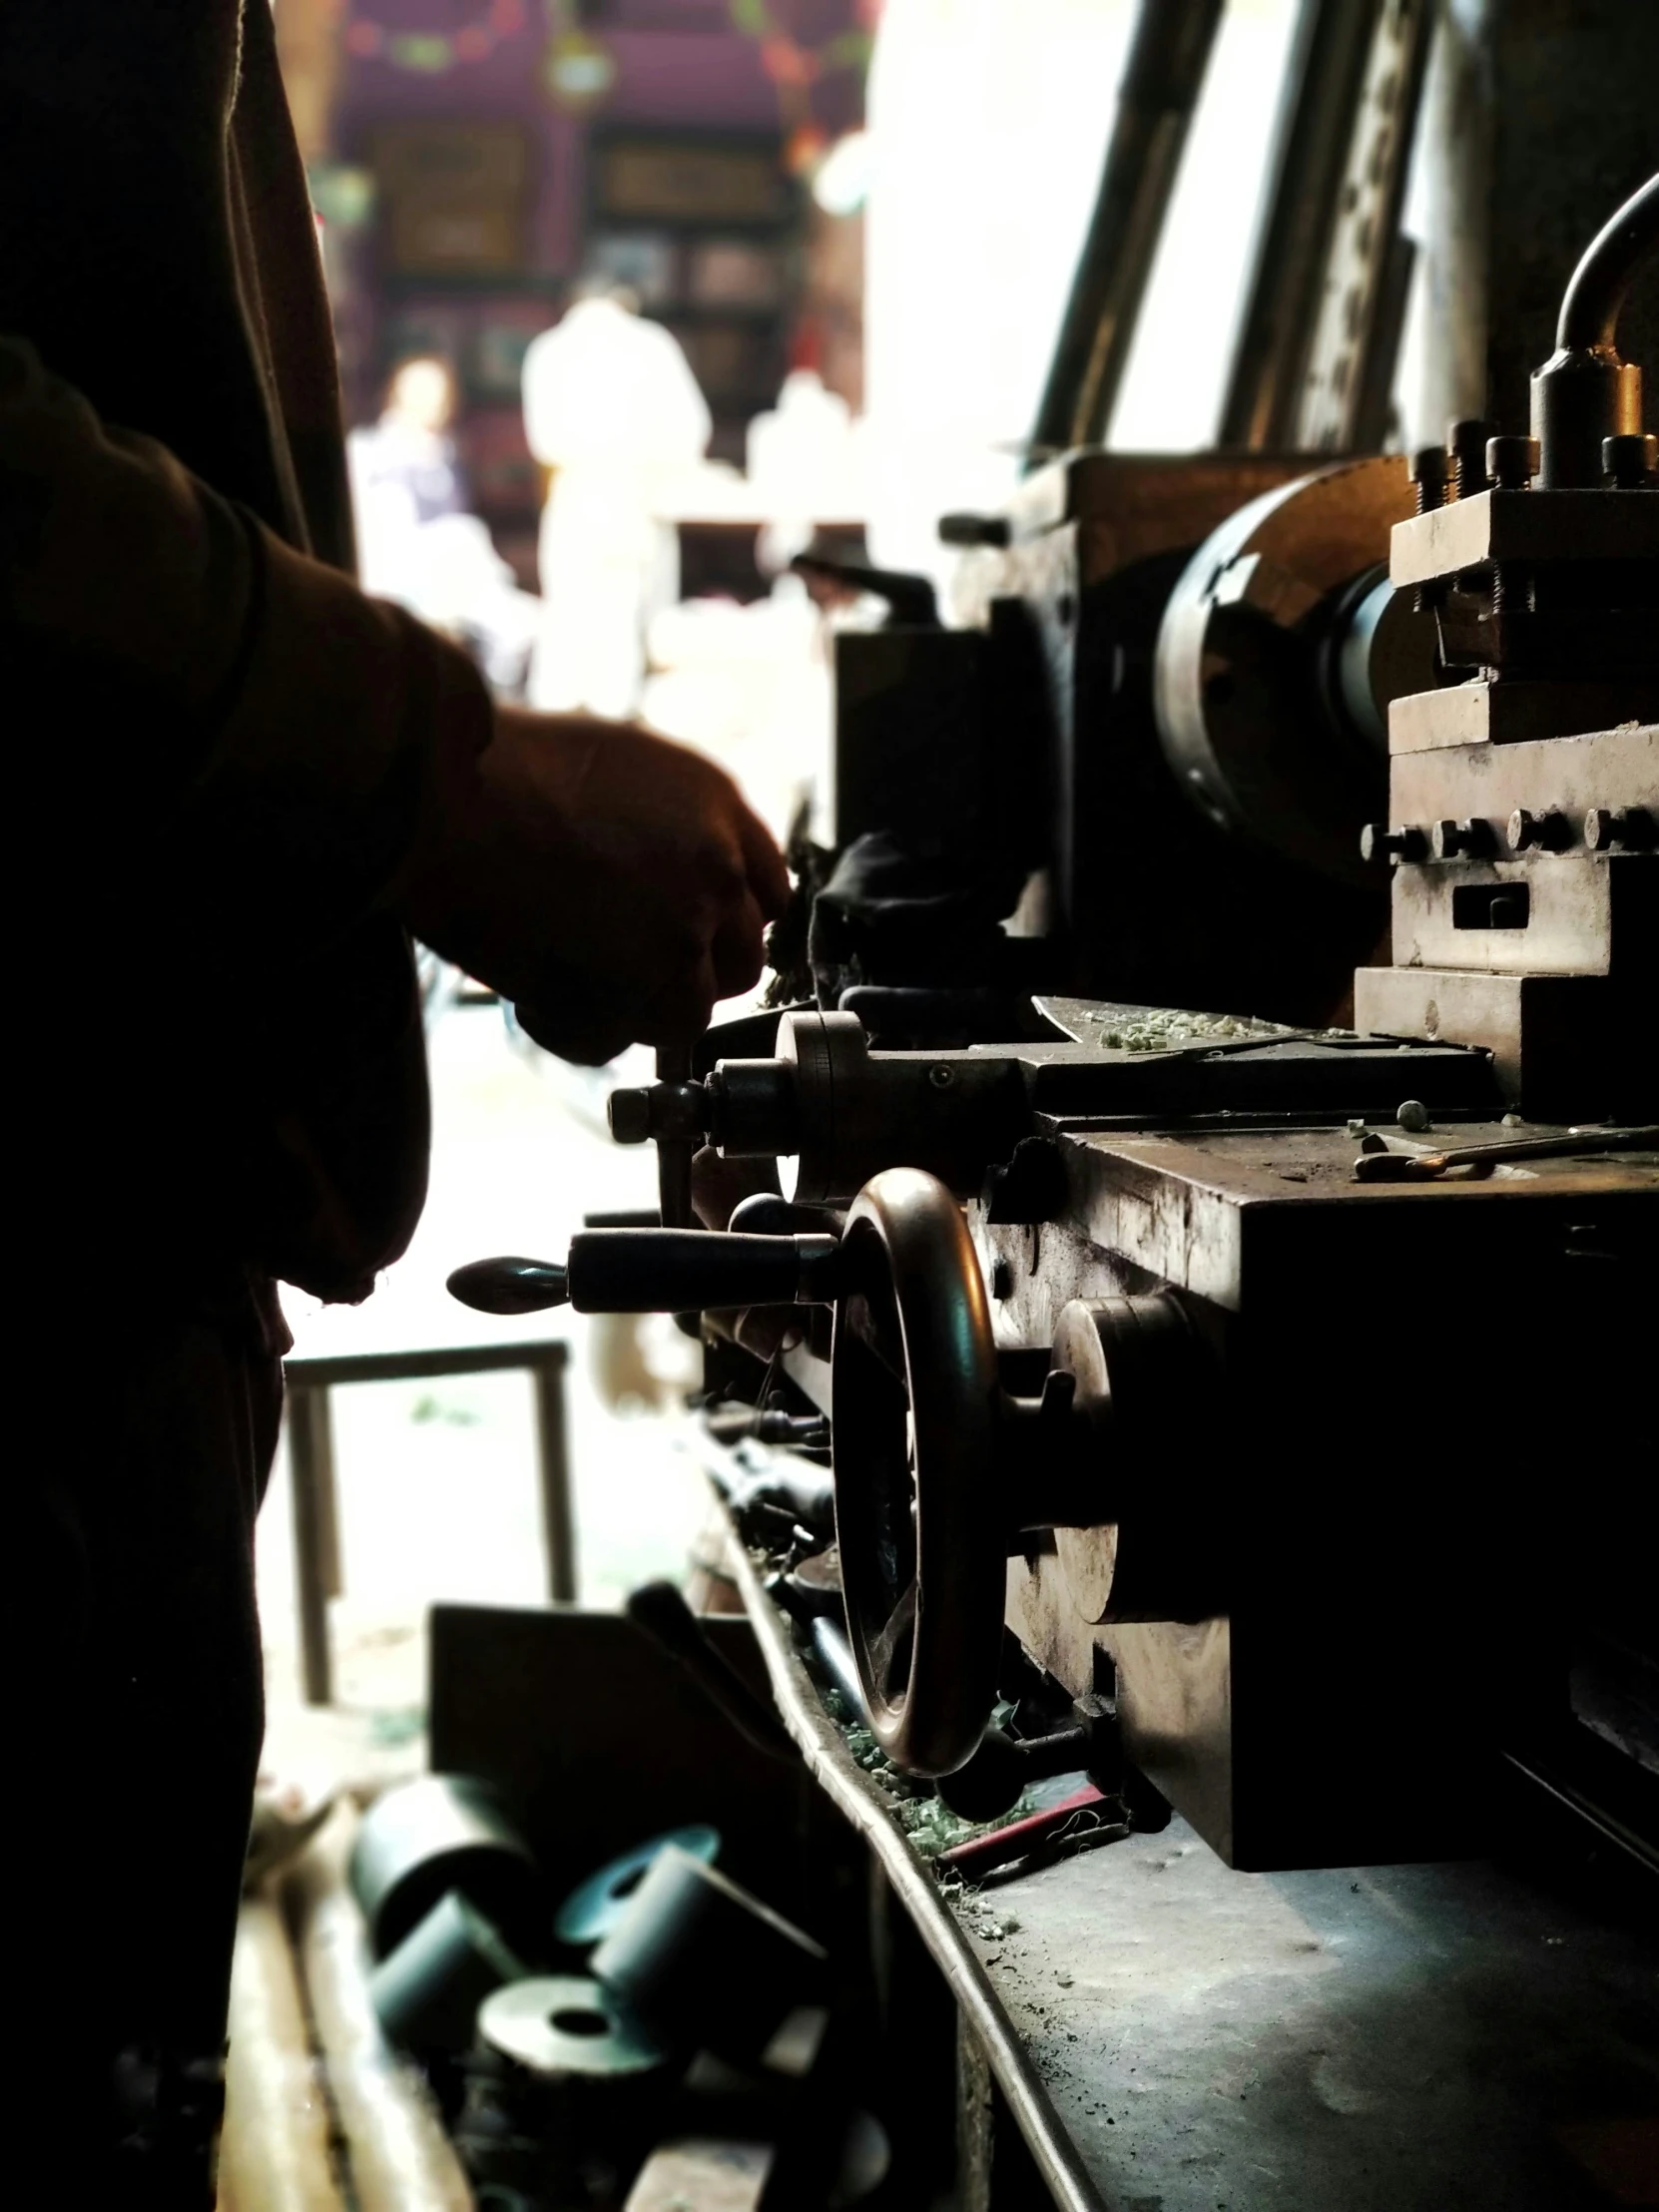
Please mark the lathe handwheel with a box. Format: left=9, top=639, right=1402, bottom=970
left=831, top=1169, right=1003, bottom=1777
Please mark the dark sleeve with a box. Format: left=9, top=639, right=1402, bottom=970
left=0, top=341, right=491, bottom=946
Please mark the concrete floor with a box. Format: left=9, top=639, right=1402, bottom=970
left=258, top=997, right=716, bottom=1760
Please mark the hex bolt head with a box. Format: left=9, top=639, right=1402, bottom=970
left=1430, top=818, right=1491, bottom=860
left=1602, top=432, right=1658, bottom=488
left=1397, top=1099, right=1431, bottom=1134
left=606, top=1088, right=654, bottom=1144
left=1485, top=434, right=1539, bottom=490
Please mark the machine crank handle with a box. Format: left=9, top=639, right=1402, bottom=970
left=446, top=1256, right=570, bottom=1314
left=448, top=1228, right=844, bottom=1317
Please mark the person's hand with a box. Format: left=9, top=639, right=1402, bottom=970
left=395, top=707, right=790, bottom=1062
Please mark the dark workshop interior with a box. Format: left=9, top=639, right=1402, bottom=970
left=4, top=1, right=1657, bottom=2206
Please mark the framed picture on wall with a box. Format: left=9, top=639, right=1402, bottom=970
left=686, top=238, right=785, bottom=310
left=473, top=299, right=556, bottom=398
left=593, top=137, right=790, bottom=225
left=373, top=122, right=529, bottom=276
left=584, top=229, right=679, bottom=309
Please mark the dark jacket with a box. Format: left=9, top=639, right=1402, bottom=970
left=0, top=0, right=489, bottom=1302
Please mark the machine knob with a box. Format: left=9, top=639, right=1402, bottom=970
left=1360, top=823, right=1427, bottom=864
left=1506, top=808, right=1570, bottom=852
left=1584, top=805, right=1657, bottom=851
left=937, top=511, right=1011, bottom=548
left=447, top=1257, right=570, bottom=1314
left=1430, top=817, right=1495, bottom=860
left=606, top=1079, right=711, bottom=1147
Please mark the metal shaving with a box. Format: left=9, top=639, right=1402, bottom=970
left=1037, top=995, right=1314, bottom=1054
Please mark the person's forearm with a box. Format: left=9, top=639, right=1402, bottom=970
left=0, top=339, right=492, bottom=945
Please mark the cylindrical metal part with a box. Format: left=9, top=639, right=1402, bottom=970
left=705, top=1058, right=801, bottom=1157
left=566, top=1229, right=838, bottom=1313
left=349, top=1777, right=543, bottom=1961
left=810, top=1614, right=868, bottom=1721
left=1360, top=823, right=1427, bottom=865
left=467, top=1976, right=671, bottom=2199
left=368, top=1891, right=529, bottom=2054
left=447, top=1256, right=569, bottom=1314
left=1328, top=565, right=1404, bottom=756
left=590, top=1846, right=827, bottom=2061
left=554, top=1828, right=721, bottom=1949
left=1531, top=349, right=1642, bottom=489
left=1154, top=458, right=1433, bottom=886
left=1048, top=1294, right=1220, bottom=1626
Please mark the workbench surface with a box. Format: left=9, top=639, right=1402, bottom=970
left=718, top=1490, right=1659, bottom=2211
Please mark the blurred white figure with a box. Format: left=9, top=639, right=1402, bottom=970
left=522, top=284, right=712, bottom=718
left=348, top=354, right=539, bottom=692
left=748, top=368, right=860, bottom=575
left=348, top=354, right=465, bottom=597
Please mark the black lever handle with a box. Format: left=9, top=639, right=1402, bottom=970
left=789, top=551, right=939, bottom=627
left=446, top=1257, right=570, bottom=1314
left=448, top=1229, right=842, bottom=1318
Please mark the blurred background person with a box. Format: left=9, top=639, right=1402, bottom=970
left=349, top=351, right=538, bottom=695
left=523, top=279, right=711, bottom=718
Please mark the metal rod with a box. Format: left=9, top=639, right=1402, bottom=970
left=286, top=1382, right=337, bottom=1707
left=532, top=1350, right=577, bottom=1604
left=1556, top=169, right=1659, bottom=352
left=1219, top=0, right=1380, bottom=448
left=655, top=1043, right=697, bottom=1230
left=1027, top=0, right=1225, bottom=462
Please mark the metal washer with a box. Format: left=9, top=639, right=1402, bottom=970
left=477, top=1975, right=668, bottom=2080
